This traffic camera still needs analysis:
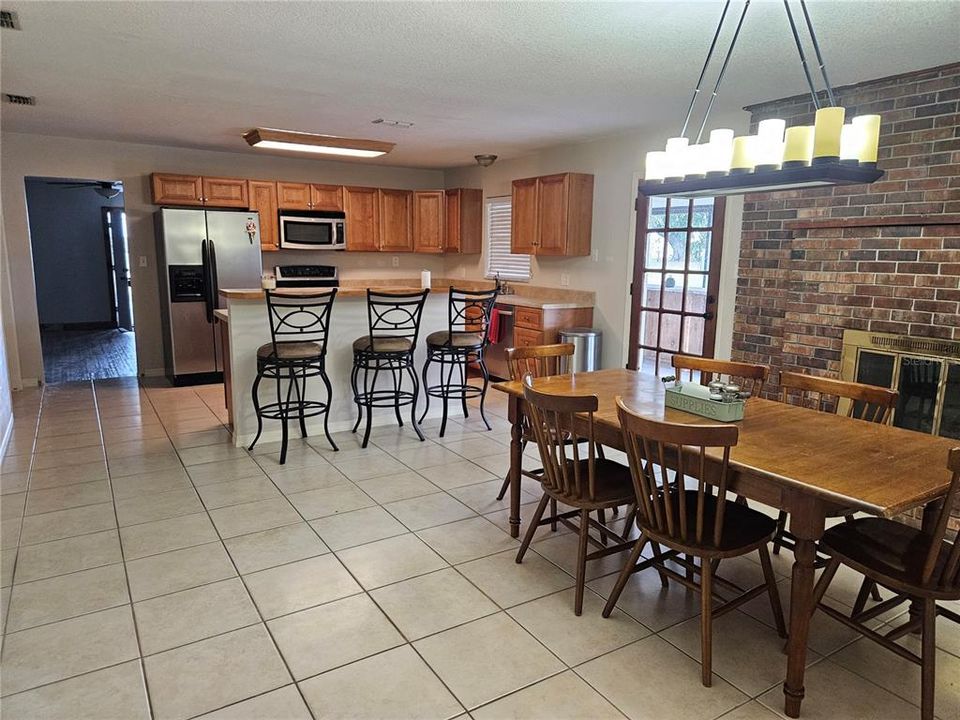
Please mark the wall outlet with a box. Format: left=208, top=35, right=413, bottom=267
left=392, top=256, right=399, bottom=268
left=592, top=249, right=599, bottom=262
left=560, top=273, right=570, bottom=287
left=460, top=266, right=466, bottom=278
left=138, top=256, right=148, bottom=267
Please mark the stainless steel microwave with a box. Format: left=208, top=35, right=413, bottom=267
left=278, top=211, right=346, bottom=250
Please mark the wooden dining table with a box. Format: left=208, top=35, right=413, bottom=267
left=493, top=368, right=957, bottom=718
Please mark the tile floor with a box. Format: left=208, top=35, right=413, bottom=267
left=1, top=378, right=958, bottom=720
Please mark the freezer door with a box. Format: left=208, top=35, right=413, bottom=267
left=205, top=210, right=262, bottom=306
left=158, top=208, right=206, bottom=265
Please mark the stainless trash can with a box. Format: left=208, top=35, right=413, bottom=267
left=558, top=327, right=602, bottom=373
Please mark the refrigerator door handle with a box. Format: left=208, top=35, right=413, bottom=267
left=207, top=239, right=219, bottom=324
left=201, top=238, right=213, bottom=323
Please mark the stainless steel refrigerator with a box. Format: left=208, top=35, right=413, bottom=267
left=155, top=208, right=262, bottom=385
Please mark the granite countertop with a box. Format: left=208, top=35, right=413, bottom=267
left=493, top=295, right=591, bottom=310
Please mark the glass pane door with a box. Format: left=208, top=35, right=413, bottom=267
left=628, top=195, right=724, bottom=374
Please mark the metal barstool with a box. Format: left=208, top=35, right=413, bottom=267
left=249, top=289, right=338, bottom=464
left=351, top=289, right=430, bottom=449
left=420, top=287, right=498, bottom=437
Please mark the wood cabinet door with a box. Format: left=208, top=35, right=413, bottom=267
left=343, top=186, right=380, bottom=251
left=378, top=189, right=414, bottom=252
left=151, top=173, right=203, bottom=206
left=310, top=184, right=344, bottom=211
left=443, top=189, right=462, bottom=253
left=248, top=181, right=279, bottom=252
left=513, top=327, right=546, bottom=348
left=535, top=173, right=569, bottom=255
left=511, top=177, right=539, bottom=254
left=413, top=191, right=444, bottom=253
left=445, top=189, right=482, bottom=254
left=276, top=182, right=311, bottom=210
left=202, top=177, right=248, bottom=208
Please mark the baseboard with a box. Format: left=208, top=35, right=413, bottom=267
left=140, top=368, right=167, bottom=378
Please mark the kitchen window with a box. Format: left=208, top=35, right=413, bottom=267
left=485, top=196, right=530, bottom=282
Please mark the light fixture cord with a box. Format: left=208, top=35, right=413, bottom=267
left=679, top=0, right=731, bottom=139
left=695, top=0, right=751, bottom=143
left=800, top=0, right=837, bottom=107
left=783, top=0, right=821, bottom=109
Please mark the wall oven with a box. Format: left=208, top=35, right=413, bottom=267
left=278, top=210, right=346, bottom=250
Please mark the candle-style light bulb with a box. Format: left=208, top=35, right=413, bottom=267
left=852, top=114, right=881, bottom=167
left=664, top=137, right=688, bottom=181
left=839, top=123, right=863, bottom=166
left=644, top=151, right=667, bottom=181
left=706, top=129, right=734, bottom=175
left=782, top=126, right=814, bottom=167
left=730, top=136, right=757, bottom=174
left=813, top=107, right=845, bottom=164
left=756, top=119, right=786, bottom=171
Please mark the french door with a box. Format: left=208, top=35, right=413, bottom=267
left=627, top=195, right=725, bottom=374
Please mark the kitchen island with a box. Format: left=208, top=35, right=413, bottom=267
left=218, top=281, right=595, bottom=448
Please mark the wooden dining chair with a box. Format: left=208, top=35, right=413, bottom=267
left=516, top=376, right=636, bottom=615
left=604, top=397, right=786, bottom=686
left=773, top=372, right=900, bottom=568
left=672, top=355, right=770, bottom=398
left=495, top=343, right=575, bottom=501
left=811, top=448, right=960, bottom=720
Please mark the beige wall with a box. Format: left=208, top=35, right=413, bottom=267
left=0, top=132, right=445, bottom=383
left=0, top=218, right=15, bottom=449
left=443, top=120, right=746, bottom=370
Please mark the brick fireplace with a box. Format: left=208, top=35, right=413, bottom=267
left=731, top=62, right=960, bottom=526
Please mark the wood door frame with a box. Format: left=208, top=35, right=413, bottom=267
left=100, top=207, right=121, bottom=329
left=626, top=191, right=725, bottom=371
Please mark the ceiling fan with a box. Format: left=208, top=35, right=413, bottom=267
left=46, top=179, right=122, bottom=199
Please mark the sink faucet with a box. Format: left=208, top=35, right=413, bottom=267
left=494, top=272, right=512, bottom=295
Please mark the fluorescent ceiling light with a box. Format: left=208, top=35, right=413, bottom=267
left=243, top=128, right=394, bottom=158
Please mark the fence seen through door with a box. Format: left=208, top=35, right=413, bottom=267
left=627, top=195, right=725, bottom=375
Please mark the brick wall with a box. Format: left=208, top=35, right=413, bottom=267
left=731, top=63, right=960, bottom=527
left=733, top=62, right=960, bottom=383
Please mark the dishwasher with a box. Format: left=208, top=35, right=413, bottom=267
left=483, top=304, right=515, bottom=380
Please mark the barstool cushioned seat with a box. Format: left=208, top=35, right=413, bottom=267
left=426, top=330, right=484, bottom=348
left=352, top=336, right=413, bottom=353
left=257, top=341, right=322, bottom=360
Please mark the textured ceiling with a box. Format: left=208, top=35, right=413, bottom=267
left=1, top=1, right=957, bottom=168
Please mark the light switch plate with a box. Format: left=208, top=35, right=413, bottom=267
left=138, top=256, right=148, bottom=267
left=560, top=273, right=570, bottom=287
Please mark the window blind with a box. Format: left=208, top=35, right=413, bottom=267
left=485, top=197, right=530, bottom=281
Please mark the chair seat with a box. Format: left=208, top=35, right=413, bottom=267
left=640, top=491, right=778, bottom=557
left=544, top=458, right=636, bottom=509
left=352, top=336, right=413, bottom=354
left=426, top=330, right=484, bottom=348
left=257, top=341, right=322, bottom=361
left=820, top=517, right=960, bottom=599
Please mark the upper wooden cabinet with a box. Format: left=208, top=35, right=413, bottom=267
left=248, top=181, right=279, bottom=252
left=151, top=174, right=204, bottom=206
left=151, top=173, right=248, bottom=208
left=413, top=191, right=444, bottom=254
left=511, top=172, right=593, bottom=256
left=444, top=189, right=482, bottom=254
left=201, top=176, right=248, bottom=208
left=277, top=182, right=344, bottom=211
left=379, top=189, right=414, bottom=252
left=343, top=186, right=380, bottom=252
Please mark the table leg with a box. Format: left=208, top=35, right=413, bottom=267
left=508, top=396, right=523, bottom=539
left=783, top=498, right=825, bottom=719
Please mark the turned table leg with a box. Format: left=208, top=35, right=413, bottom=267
left=783, top=497, right=826, bottom=718
left=508, top=396, right=523, bottom=539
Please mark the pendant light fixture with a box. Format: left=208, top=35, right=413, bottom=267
left=639, top=0, right=883, bottom=199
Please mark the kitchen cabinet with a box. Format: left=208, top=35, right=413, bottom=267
left=486, top=301, right=594, bottom=379
left=276, top=182, right=344, bottom=211
left=248, top=180, right=279, bottom=252
left=444, top=188, right=482, bottom=254
left=151, top=173, right=248, bottom=208
left=201, top=176, right=248, bottom=208
left=151, top=173, right=204, bottom=206
left=413, top=191, right=444, bottom=253
left=379, top=189, right=414, bottom=252
left=511, top=172, right=593, bottom=256
left=343, top=186, right=380, bottom=252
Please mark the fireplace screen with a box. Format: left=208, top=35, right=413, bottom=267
left=841, top=330, right=960, bottom=441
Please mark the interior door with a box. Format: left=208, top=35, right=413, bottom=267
left=627, top=195, right=725, bottom=374
left=102, top=207, right=134, bottom=331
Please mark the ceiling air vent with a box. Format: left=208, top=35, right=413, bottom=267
left=4, top=94, right=36, bottom=106
left=0, top=10, right=21, bottom=30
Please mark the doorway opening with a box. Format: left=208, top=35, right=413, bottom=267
left=627, top=195, right=726, bottom=375
left=25, top=176, right=137, bottom=384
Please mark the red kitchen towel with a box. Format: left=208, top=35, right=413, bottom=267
left=488, top=307, right=502, bottom=344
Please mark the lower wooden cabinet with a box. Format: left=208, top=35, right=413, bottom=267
left=248, top=180, right=279, bottom=252
left=343, top=186, right=380, bottom=251
left=413, top=191, right=444, bottom=253
left=379, top=189, right=414, bottom=252
left=513, top=327, right=546, bottom=348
